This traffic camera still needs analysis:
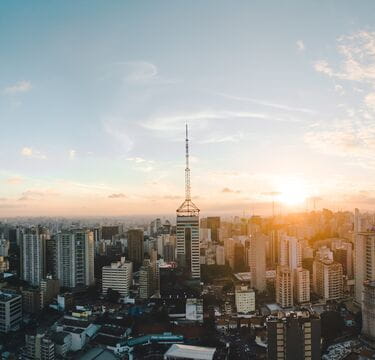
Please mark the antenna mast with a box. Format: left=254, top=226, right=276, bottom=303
left=185, top=124, right=191, bottom=201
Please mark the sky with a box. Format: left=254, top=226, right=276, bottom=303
left=1, top=0, right=375, bottom=217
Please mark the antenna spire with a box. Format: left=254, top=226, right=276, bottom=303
left=185, top=123, right=191, bottom=201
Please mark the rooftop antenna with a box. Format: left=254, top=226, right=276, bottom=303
left=177, top=124, right=199, bottom=216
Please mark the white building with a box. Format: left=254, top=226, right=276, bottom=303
left=0, top=290, right=22, bottom=333
left=102, top=257, right=133, bottom=297
left=186, top=298, right=203, bottom=322
left=56, top=230, right=95, bottom=288
left=313, top=259, right=343, bottom=301
left=276, top=266, right=293, bottom=308
left=21, top=227, right=46, bottom=286
left=235, top=285, right=255, bottom=314
left=362, top=281, right=375, bottom=343
left=294, top=267, right=310, bottom=304
left=0, top=238, right=9, bottom=257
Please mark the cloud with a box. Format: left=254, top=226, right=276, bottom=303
left=69, top=150, right=76, bottom=159
left=314, top=60, right=334, bottom=76
left=18, top=189, right=59, bottom=201
left=314, top=31, right=375, bottom=82
left=142, top=109, right=301, bottom=133
left=200, top=132, right=245, bottom=144
left=124, top=61, right=158, bottom=82
left=365, top=92, right=375, bottom=111
left=4, top=80, right=32, bottom=94
left=334, top=84, right=345, bottom=95
left=126, top=157, right=147, bottom=163
left=222, top=187, right=241, bottom=194
left=304, top=119, right=375, bottom=159
left=219, top=93, right=316, bottom=114
left=296, top=40, right=305, bottom=51
left=6, top=176, right=23, bottom=185
left=262, top=191, right=282, bottom=196
left=20, top=147, right=47, bottom=159
left=108, top=193, right=127, bottom=199
left=102, top=118, right=134, bottom=152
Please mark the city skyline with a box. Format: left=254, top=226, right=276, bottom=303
left=2, top=1, right=375, bottom=216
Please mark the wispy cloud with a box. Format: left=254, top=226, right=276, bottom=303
left=296, top=40, right=305, bottom=51
left=200, top=132, right=245, bottom=144
left=102, top=117, right=134, bottom=152
left=222, top=187, right=241, bottom=194
left=68, top=150, right=76, bottom=159
left=108, top=193, right=127, bottom=199
left=20, top=147, right=47, bottom=160
left=218, top=93, right=316, bottom=114
left=6, top=176, right=23, bottom=185
left=4, top=80, right=32, bottom=94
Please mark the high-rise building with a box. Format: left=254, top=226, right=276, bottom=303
left=102, top=257, right=133, bottom=297
left=362, top=281, right=375, bottom=344
left=248, top=233, right=267, bottom=292
left=276, top=266, right=293, bottom=308
left=206, top=217, right=221, bottom=243
left=279, top=235, right=302, bottom=270
left=267, top=311, right=321, bottom=360
left=139, top=259, right=154, bottom=299
left=163, top=243, right=175, bottom=262
left=355, top=231, right=375, bottom=303
left=294, top=267, right=310, bottom=304
left=0, top=238, right=9, bottom=257
left=235, top=285, right=255, bottom=314
left=0, top=290, right=22, bottom=333
left=176, top=125, right=200, bottom=279
left=56, top=229, right=95, bottom=288
left=40, top=277, right=60, bottom=308
left=313, top=259, right=343, bottom=301
left=21, top=227, right=46, bottom=286
left=127, top=229, right=144, bottom=267
left=215, top=245, right=225, bottom=265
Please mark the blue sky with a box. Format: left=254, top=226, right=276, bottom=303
left=1, top=1, right=375, bottom=216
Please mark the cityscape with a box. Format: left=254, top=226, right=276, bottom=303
left=2, top=1, right=375, bottom=360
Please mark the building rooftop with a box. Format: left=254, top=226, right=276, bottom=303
left=0, top=290, right=21, bottom=302
left=165, top=344, right=216, bottom=360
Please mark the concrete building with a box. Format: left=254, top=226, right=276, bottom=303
left=127, top=229, right=144, bottom=267
left=235, top=285, right=255, bottom=314
left=294, top=267, right=310, bottom=304
left=267, top=311, right=321, bottom=360
left=0, top=290, right=22, bottom=333
left=186, top=298, right=203, bottom=322
left=21, top=227, right=46, bottom=286
left=56, top=230, right=95, bottom=288
left=139, top=259, right=154, bottom=299
left=276, top=266, right=293, bottom=308
left=248, top=233, right=267, bottom=292
left=163, top=243, right=175, bottom=262
left=215, top=245, right=225, bottom=265
left=102, top=257, right=133, bottom=297
left=40, top=277, right=60, bottom=308
left=313, top=259, right=343, bottom=301
left=362, top=281, right=375, bottom=344
left=0, top=238, right=9, bottom=257
left=355, top=232, right=375, bottom=303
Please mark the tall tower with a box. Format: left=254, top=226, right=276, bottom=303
left=176, top=124, right=200, bottom=279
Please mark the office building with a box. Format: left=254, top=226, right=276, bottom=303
left=176, top=125, right=200, bottom=279
left=40, top=277, right=60, bottom=308
left=216, top=245, right=225, bottom=265
left=249, top=233, right=267, bottom=292
left=102, top=257, right=133, bottom=297
left=355, top=232, right=375, bottom=303
left=206, top=217, right=221, bottom=243
left=186, top=298, right=203, bottom=322
left=362, top=281, right=375, bottom=344
left=294, top=267, right=310, bottom=304
left=127, top=229, right=144, bottom=267
left=165, top=344, right=216, bottom=360
left=56, top=230, right=95, bottom=288
left=267, top=311, right=321, bottom=360
left=235, top=285, right=255, bottom=314
left=0, top=290, right=22, bottom=333
left=139, top=259, right=154, bottom=299
left=276, top=266, right=293, bottom=308
left=313, top=259, right=343, bottom=301
left=21, top=227, right=46, bottom=286
left=0, top=238, right=9, bottom=257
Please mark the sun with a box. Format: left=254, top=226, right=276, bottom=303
left=277, top=180, right=308, bottom=205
